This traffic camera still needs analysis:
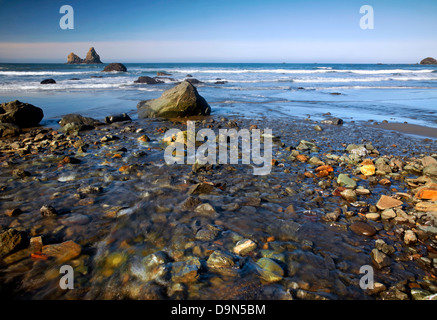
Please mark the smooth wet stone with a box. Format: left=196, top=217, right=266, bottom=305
left=423, top=164, right=437, bottom=177
left=415, top=202, right=437, bottom=212
left=350, top=222, right=376, bottom=237
left=42, top=240, right=81, bottom=263
left=423, top=293, right=437, bottom=300
left=129, top=251, right=169, bottom=282
left=370, top=249, right=391, bottom=269
left=365, top=213, right=380, bottom=221
left=340, top=189, right=357, bottom=202
left=40, top=205, right=58, bottom=217
left=61, top=214, right=91, bottom=226
left=376, top=195, right=403, bottom=210
left=411, top=288, right=433, bottom=300
left=404, top=230, right=417, bottom=245
left=233, top=239, right=257, bottom=256
left=360, top=165, right=376, bottom=176
left=381, top=209, right=396, bottom=220
left=206, top=250, right=236, bottom=269
left=194, top=203, right=217, bottom=218
left=0, top=228, right=25, bottom=258
left=356, top=188, right=371, bottom=195
left=337, top=174, right=357, bottom=188
left=260, top=250, right=286, bottom=263
left=415, top=188, right=437, bottom=201
left=255, top=257, right=284, bottom=282
left=195, top=228, right=217, bottom=241
left=170, top=257, right=201, bottom=283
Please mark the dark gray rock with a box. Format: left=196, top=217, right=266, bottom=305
left=104, top=113, right=131, bottom=124
left=40, top=79, right=56, bottom=84
left=102, top=63, right=127, bottom=72
left=59, top=114, right=102, bottom=133
left=134, top=76, right=163, bottom=84
left=0, top=100, right=44, bottom=127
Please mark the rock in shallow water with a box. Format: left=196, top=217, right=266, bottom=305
left=255, top=257, right=284, bottom=282
left=0, top=228, right=25, bottom=258
left=350, top=222, right=376, bottom=237
left=137, top=81, right=211, bottom=118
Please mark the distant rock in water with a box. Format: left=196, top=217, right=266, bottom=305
left=137, top=81, right=211, bottom=118
left=0, top=100, right=44, bottom=128
left=157, top=71, right=172, bottom=76
left=67, top=53, right=83, bottom=64
left=83, top=47, right=102, bottom=64
left=420, top=57, right=437, bottom=65
left=67, top=47, right=103, bottom=64
left=185, top=78, right=203, bottom=85
left=102, top=63, right=127, bottom=72
left=40, top=79, right=56, bottom=84
left=134, top=76, right=163, bottom=84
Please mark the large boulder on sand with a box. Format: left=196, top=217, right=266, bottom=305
left=0, top=100, right=44, bottom=128
left=420, top=57, right=437, bottom=65
left=137, top=81, right=211, bottom=118
left=102, top=63, right=127, bottom=72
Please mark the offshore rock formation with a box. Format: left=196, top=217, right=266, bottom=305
left=66, top=47, right=102, bottom=64
left=420, top=57, right=437, bottom=65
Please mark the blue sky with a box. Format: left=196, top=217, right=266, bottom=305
left=0, top=0, right=436, bottom=62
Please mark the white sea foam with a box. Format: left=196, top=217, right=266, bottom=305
left=0, top=71, right=96, bottom=76
left=154, top=68, right=436, bottom=75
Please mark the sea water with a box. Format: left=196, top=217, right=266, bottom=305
left=0, top=62, right=436, bottom=128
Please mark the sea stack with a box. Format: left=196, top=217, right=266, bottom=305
left=420, top=57, right=437, bottom=65
left=66, top=47, right=102, bottom=64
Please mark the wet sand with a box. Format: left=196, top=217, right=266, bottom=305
left=369, top=122, right=437, bottom=139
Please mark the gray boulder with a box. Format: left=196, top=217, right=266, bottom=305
left=137, top=81, right=211, bottom=118
left=59, top=114, right=103, bottom=133
left=0, top=100, right=44, bottom=127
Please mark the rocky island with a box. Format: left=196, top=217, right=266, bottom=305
left=66, top=47, right=102, bottom=64
left=420, top=57, right=437, bottom=65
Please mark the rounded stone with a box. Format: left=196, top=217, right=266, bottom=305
left=350, top=221, right=376, bottom=237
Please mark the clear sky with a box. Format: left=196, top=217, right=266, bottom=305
left=0, top=0, right=436, bottom=63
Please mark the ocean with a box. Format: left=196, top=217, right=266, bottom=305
left=1, top=62, right=437, bottom=128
